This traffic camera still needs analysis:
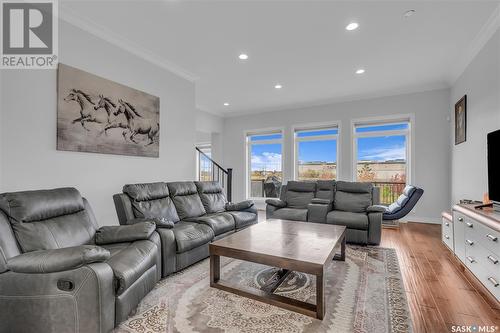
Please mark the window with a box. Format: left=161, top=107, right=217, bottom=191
left=196, top=144, right=212, bottom=181
left=353, top=120, right=411, bottom=205
left=246, top=131, right=283, bottom=198
left=294, top=126, right=339, bottom=181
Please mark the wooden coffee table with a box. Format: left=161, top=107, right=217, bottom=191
left=209, top=219, right=346, bottom=319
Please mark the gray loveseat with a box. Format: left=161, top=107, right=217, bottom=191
left=0, top=188, right=162, bottom=332
left=113, top=181, right=258, bottom=277
left=266, top=180, right=382, bottom=245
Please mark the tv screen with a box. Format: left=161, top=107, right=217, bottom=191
left=488, top=129, right=500, bottom=203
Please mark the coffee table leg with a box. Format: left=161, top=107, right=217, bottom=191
left=210, top=254, right=220, bottom=286
left=316, top=270, right=325, bottom=320
left=340, top=234, right=346, bottom=261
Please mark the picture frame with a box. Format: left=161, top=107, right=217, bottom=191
left=455, top=95, right=467, bottom=145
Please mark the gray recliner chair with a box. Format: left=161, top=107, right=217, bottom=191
left=0, top=188, right=161, bottom=333
left=113, top=181, right=258, bottom=278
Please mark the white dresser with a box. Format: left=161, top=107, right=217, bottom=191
left=451, top=204, right=500, bottom=302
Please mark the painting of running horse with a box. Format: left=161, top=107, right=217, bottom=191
left=57, top=63, right=160, bottom=157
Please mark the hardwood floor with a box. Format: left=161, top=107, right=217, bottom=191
left=381, top=222, right=500, bottom=333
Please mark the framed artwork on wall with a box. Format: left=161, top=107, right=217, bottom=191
left=455, top=95, right=467, bottom=145
left=57, top=63, right=160, bottom=157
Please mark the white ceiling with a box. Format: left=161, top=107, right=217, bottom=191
left=61, top=1, right=499, bottom=116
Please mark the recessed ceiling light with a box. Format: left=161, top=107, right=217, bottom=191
left=345, top=22, right=359, bottom=31
left=403, top=9, right=416, bottom=18
left=356, top=69, right=365, bottom=74
left=274, top=84, right=283, bottom=89
left=238, top=53, right=249, bottom=60
left=223, top=102, right=229, bottom=106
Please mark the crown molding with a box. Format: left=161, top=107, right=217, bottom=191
left=448, top=4, right=500, bottom=84
left=59, top=5, right=199, bottom=83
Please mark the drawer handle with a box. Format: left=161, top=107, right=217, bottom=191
left=487, top=255, right=499, bottom=264
left=458, top=217, right=464, bottom=222
left=486, top=234, right=498, bottom=242
left=466, top=239, right=474, bottom=246
left=488, top=277, right=499, bottom=287
left=466, top=256, right=475, bottom=263
left=444, top=235, right=450, bottom=239
left=466, top=222, right=473, bottom=228
left=445, top=222, right=450, bottom=227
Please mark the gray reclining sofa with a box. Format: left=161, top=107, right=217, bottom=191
left=266, top=180, right=383, bottom=245
left=0, top=187, right=162, bottom=332
left=113, top=181, right=258, bottom=277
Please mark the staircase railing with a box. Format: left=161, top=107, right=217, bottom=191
left=196, top=147, right=232, bottom=202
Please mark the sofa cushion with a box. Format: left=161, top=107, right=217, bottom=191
left=227, top=211, right=257, bottom=229
left=387, top=186, right=415, bottom=214
left=172, top=221, right=214, bottom=253
left=123, top=182, right=169, bottom=202
left=327, top=211, right=369, bottom=230
left=0, top=188, right=84, bottom=223
left=168, top=182, right=206, bottom=219
left=315, top=180, right=336, bottom=201
left=187, top=212, right=235, bottom=236
left=285, top=181, right=316, bottom=209
left=334, top=181, right=373, bottom=213
left=195, top=181, right=226, bottom=214
left=0, top=188, right=97, bottom=252
left=123, top=183, right=181, bottom=223
left=272, top=208, right=308, bottom=221
left=101, top=240, right=158, bottom=295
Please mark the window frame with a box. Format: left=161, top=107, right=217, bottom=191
left=351, top=115, right=414, bottom=184
left=245, top=127, right=285, bottom=199
left=292, top=122, right=340, bottom=181
left=195, top=142, right=212, bottom=182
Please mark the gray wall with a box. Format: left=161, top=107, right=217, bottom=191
left=196, top=109, right=225, bottom=164
left=450, top=29, right=500, bottom=203
left=223, top=89, right=451, bottom=222
left=1, top=20, right=197, bottom=226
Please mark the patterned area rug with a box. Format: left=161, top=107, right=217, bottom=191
left=115, top=246, right=412, bottom=333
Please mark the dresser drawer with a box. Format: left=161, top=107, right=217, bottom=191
left=453, top=212, right=467, bottom=263
left=442, top=217, right=454, bottom=250
left=463, top=217, right=500, bottom=255
left=465, top=240, right=500, bottom=277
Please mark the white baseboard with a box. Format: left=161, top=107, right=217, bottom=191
left=399, top=216, right=441, bottom=224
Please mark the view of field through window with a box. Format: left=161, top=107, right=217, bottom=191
left=249, top=133, right=283, bottom=198
left=296, top=128, right=338, bottom=181
left=355, top=123, right=409, bottom=204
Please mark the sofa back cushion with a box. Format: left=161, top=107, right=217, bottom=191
left=168, top=182, right=207, bottom=220
left=195, top=181, right=227, bottom=214
left=334, top=181, right=373, bottom=213
left=123, top=182, right=180, bottom=223
left=285, top=181, right=316, bottom=209
left=315, top=180, right=336, bottom=202
left=0, top=188, right=97, bottom=252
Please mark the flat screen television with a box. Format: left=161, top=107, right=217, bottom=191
left=487, top=129, right=500, bottom=210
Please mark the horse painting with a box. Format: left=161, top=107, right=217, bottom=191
left=64, top=89, right=108, bottom=131
left=57, top=63, right=160, bottom=157
left=113, top=99, right=160, bottom=146
left=93, top=95, right=128, bottom=135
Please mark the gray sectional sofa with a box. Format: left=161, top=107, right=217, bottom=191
left=266, top=180, right=383, bottom=245
left=0, top=188, right=162, bottom=332
left=0, top=182, right=257, bottom=332
left=113, top=181, right=258, bottom=277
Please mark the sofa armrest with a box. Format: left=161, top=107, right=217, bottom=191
left=95, top=221, right=156, bottom=245
left=7, top=245, right=110, bottom=273
left=307, top=203, right=332, bottom=223
left=265, top=198, right=287, bottom=208
left=367, top=212, right=383, bottom=245
left=225, top=200, right=254, bottom=211
left=367, top=205, right=388, bottom=213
